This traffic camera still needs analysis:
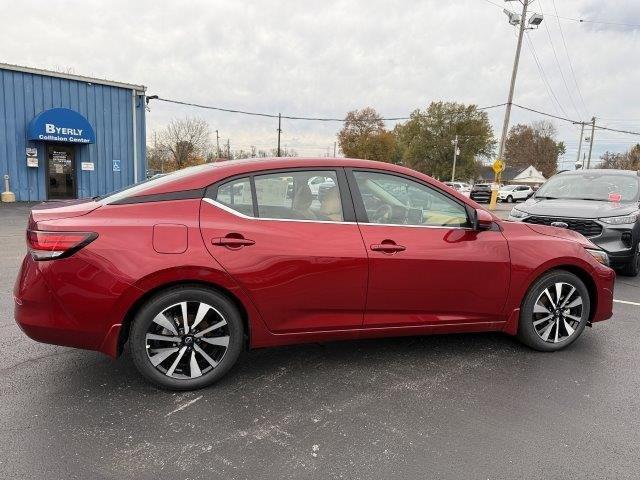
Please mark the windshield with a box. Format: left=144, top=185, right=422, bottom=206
left=536, top=172, right=640, bottom=202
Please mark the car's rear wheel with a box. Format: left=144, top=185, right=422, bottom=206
left=517, top=270, right=590, bottom=351
left=620, top=247, right=640, bottom=277
left=130, top=286, right=244, bottom=390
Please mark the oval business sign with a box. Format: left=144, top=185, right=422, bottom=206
left=27, top=108, right=96, bottom=144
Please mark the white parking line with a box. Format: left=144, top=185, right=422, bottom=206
left=614, top=299, right=640, bottom=307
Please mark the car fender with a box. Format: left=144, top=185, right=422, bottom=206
left=99, top=265, right=272, bottom=358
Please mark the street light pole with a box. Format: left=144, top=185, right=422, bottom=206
left=574, top=122, right=585, bottom=169
left=277, top=113, right=282, bottom=157
left=497, top=0, right=530, bottom=162
left=587, top=116, right=596, bottom=168
left=451, top=135, right=459, bottom=182
left=490, top=0, right=540, bottom=210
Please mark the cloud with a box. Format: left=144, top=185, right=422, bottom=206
left=1, top=0, right=638, bottom=164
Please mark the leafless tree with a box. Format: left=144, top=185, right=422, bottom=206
left=158, top=117, right=211, bottom=169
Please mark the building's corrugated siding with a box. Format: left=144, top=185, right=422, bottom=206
left=0, top=68, right=145, bottom=201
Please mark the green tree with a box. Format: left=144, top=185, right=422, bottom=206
left=393, top=102, right=495, bottom=180
left=337, top=107, right=396, bottom=161
left=504, top=120, right=565, bottom=178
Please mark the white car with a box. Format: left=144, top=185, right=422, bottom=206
left=308, top=176, right=335, bottom=197
left=444, top=181, right=471, bottom=197
left=498, top=184, right=533, bottom=203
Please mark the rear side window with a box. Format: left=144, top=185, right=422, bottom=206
left=254, top=170, right=343, bottom=221
left=215, top=177, right=254, bottom=217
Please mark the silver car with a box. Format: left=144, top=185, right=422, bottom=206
left=508, top=169, right=640, bottom=276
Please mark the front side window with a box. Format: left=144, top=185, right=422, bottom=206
left=353, top=171, right=469, bottom=227
left=254, top=170, right=343, bottom=221
left=215, top=177, right=254, bottom=217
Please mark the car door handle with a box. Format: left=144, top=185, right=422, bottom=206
left=212, top=236, right=255, bottom=248
left=370, top=243, right=406, bottom=253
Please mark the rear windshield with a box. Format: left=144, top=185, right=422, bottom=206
left=536, top=172, right=640, bottom=202
left=95, top=164, right=212, bottom=204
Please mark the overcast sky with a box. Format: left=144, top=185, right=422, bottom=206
left=3, top=0, right=639, bottom=166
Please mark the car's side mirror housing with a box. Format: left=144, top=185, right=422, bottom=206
left=473, top=208, right=494, bottom=231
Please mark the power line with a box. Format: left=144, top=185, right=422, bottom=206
left=524, top=32, right=568, bottom=117
left=537, top=1, right=581, bottom=119
left=481, top=0, right=640, bottom=28
left=549, top=0, right=588, bottom=117
left=150, top=97, right=507, bottom=121
left=512, top=103, right=640, bottom=136
left=147, top=95, right=640, bottom=137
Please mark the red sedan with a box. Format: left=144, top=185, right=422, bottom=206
left=14, top=158, right=615, bottom=390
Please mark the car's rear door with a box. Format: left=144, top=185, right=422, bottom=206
left=199, top=168, right=368, bottom=333
left=348, top=169, right=511, bottom=327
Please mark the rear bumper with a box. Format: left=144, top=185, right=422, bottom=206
left=13, top=253, right=130, bottom=356
left=13, top=254, right=115, bottom=353
left=470, top=193, right=491, bottom=203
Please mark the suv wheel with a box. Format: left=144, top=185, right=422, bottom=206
left=517, top=270, right=590, bottom=352
left=130, top=286, right=244, bottom=390
left=506, top=195, right=514, bottom=203
left=620, top=247, right=640, bottom=277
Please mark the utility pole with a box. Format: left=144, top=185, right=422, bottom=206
left=333, top=142, right=337, bottom=158
left=451, top=135, right=459, bottom=182
left=497, top=0, right=530, bottom=162
left=587, top=116, right=596, bottom=168
left=490, top=0, right=541, bottom=211
left=227, top=139, right=231, bottom=160
left=215, top=130, right=221, bottom=159
left=574, top=122, right=585, bottom=169
left=277, top=113, right=282, bottom=157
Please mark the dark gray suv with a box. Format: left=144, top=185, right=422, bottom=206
left=508, top=169, right=640, bottom=276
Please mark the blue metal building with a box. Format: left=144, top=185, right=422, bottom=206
left=0, top=63, right=146, bottom=201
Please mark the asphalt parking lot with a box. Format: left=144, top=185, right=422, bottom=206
left=1, top=201, right=639, bottom=480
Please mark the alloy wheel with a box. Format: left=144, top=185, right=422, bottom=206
left=145, top=301, right=229, bottom=379
left=532, top=282, right=584, bottom=343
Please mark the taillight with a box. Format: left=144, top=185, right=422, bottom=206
left=26, top=230, right=98, bottom=261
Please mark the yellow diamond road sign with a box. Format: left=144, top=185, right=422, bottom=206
left=492, top=159, right=505, bottom=174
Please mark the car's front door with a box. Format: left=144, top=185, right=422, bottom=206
left=199, top=168, right=368, bottom=333
left=348, top=169, right=511, bottom=327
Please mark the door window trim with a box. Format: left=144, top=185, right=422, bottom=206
left=345, top=168, right=475, bottom=230
left=204, top=167, right=357, bottom=224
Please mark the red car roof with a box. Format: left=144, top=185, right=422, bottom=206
left=135, top=157, right=430, bottom=196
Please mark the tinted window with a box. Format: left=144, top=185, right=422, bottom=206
left=354, top=171, right=469, bottom=227
left=215, top=177, right=254, bottom=217
left=536, top=173, right=640, bottom=202
left=254, top=170, right=343, bottom=221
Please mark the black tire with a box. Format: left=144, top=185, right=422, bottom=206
left=517, top=270, right=590, bottom=352
left=620, top=247, right=640, bottom=277
left=506, top=195, right=514, bottom=203
left=129, top=286, right=244, bottom=390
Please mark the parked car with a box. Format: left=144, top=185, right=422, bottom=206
left=499, top=184, right=533, bottom=203
left=444, top=181, right=471, bottom=197
left=509, top=169, right=640, bottom=276
left=470, top=183, right=493, bottom=203
left=308, top=175, right=335, bottom=198
left=15, top=158, right=614, bottom=390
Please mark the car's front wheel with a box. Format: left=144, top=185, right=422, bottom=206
left=130, top=286, right=244, bottom=390
left=517, top=270, right=590, bottom=351
left=620, top=247, right=640, bottom=277
left=506, top=195, right=514, bottom=203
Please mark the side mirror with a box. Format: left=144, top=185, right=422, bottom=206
left=474, top=208, right=494, bottom=231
